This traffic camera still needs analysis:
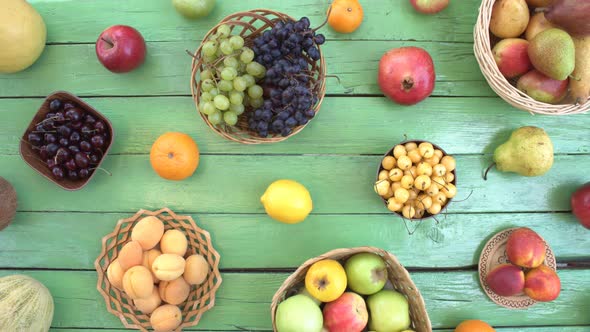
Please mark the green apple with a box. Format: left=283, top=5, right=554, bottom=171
left=172, top=0, right=215, bottom=19
left=345, top=252, right=387, bottom=295
left=276, top=295, right=323, bottom=332
left=367, top=290, right=410, bottom=332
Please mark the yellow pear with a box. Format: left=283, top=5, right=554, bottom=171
left=0, top=0, right=47, bottom=73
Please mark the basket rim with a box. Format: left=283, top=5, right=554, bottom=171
left=270, top=246, right=432, bottom=332
left=93, top=207, right=223, bottom=332
left=190, top=8, right=327, bottom=144
left=473, top=0, right=590, bottom=115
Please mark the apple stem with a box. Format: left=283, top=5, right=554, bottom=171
left=100, top=37, right=114, bottom=48
left=483, top=162, right=496, bottom=181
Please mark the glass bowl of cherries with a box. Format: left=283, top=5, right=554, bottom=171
left=19, top=91, right=114, bottom=190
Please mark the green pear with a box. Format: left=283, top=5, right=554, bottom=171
left=485, top=126, right=554, bottom=179
left=528, top=28, right=575, bottom=80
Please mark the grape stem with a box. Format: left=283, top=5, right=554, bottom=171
left=483, top=162, right=496, bottom=181
left=313, top=5, right=333, bottom=32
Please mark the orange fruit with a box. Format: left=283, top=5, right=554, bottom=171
left=150, top=132, right=199, bottom=181
left=327, top=0, right=364, bottom=34
left=455, top=320, right=496, bottom=332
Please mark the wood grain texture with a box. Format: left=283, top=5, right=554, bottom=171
left=48, top=329, right=590, bottom=332
left=29, top=0, right=478, bottom=43
left=0, top=270, right=587, bottom=330
left=0, top=212, right=587, bottom=270
left=2, top=97, right=590, bottom=156
left=1, top=154, right=588, bottom=213
left=0, top=41, right=490, bottom=97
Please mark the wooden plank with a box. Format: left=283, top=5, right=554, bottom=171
left=29, top=0, right=480, bottom=43
left=1, top=154, right=587, bottom=214
left=0, top=41, right=490, bottom=97
left=49, top=328, right=590, bottom=332
left=2, top=97, right=589, bottom=156
left=1, top=212, right=588, bottom=270
left=1, top=270, right=587, bottom=330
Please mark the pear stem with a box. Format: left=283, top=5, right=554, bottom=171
left=483, top=162, right=496, bottom=181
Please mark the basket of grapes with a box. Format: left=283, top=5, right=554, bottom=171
left=190, top=9, right=327, bottom=144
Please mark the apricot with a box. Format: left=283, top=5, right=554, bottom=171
left=143, top=248, right=162, bottom=283
left=118, top=240, right=144, bottom=271
left=122, top=266, right=154, bottom=299
left=524, top=265, right=561, bottom=302
left=506, top=228, right=546, bottom=268
left=159, top=277, right=191, bottom=305
left=183, top=254, right=209, bottom=285
left=486, top=264, right=525, bottom=296
left=152, top=254, right=186, bottom=281
left=133, top=287, right=162, bottom=314
left=106, top=258, right=125, bottom=290
left=150, top=304, right=183, bottom=332
left=160, top=229, right=188, bottom=256
left=131, top=216, right=165, bottom=250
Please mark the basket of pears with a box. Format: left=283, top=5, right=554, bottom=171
left=474, top=0, right=590, bottom=115
left=95, top=208, right=222, bottom=332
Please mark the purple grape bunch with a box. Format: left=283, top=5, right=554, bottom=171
left=247, top=17, right=325, bottom=137
left=26, top=98, right=110, bottom=180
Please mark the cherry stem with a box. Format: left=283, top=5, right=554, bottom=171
left=314, top=5, right=332, bottom=32
left=101, top=37, right=114, bottom=48
left=90, top=166, right=112, bottom=176
left=452, top=189, right=474, bottom=203
left=483, top=162, right=496, bottom=181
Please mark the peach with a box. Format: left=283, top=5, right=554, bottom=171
left=131, top=216, right=165, bottom=250
left=159, top=277, right=191, bottom=305
left=160, top=229, right=188, bottom=256
left=183, top=254, right=209, bottom=285
left=152, top=254, right=186, bottom=281
left=122, top=266, right=154, bottom=299
left=143, top=248, right=162, bottom=283
left=524, top=265, right=561, bottom=302
left=133, top=287, right=162, bottom=314
left=118, top=241, right=144, bottom=271
left=150, top=304, right=183, bottom=332
left=485, top=264, right=525, bottom=296
left=506, top=228, right=546, bottom=268
left=106, top=258, right=125, bottom=290
left=492, top=38, right=532, bottom=78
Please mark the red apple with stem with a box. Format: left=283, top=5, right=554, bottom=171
left=323, top=292, right=368, bottom=332
left=572, top=183, right=590, bottom=229
left=410, top=0, right=450, bottom=14
left=378, top=46, right=435, bottom=105
left=96, top=25, right=146, bottom=73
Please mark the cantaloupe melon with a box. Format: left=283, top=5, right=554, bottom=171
left=0, top=275, right=54, bottom=331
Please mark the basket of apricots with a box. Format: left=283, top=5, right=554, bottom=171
left=374, top=141, right=457, bottom=220
left=94, top=208, right=222, bottom=332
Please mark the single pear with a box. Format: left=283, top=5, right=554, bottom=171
left=545, top=0, right=590, bottom=36
left=517, top=70, right=568, bottom=104
left=528, top=29, right=575, bottom=81
left=485, top=126, right=554, bottom=179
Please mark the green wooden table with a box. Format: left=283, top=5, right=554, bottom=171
left=1, top=0, right=589, bottom=331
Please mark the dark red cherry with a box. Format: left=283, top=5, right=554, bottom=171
left=70, top=121, right=83, bottom=130
left=27, top=133, right=42, bottom=146
left=57, top=125, right=71, bottom=137
left=89, top=153, right=100, bottom=164
left=64, top=158, right=77, bottom=171
left=69, top=132, right=81, bottom=144
left=65, top=108, right=83, bottom=122
left=46, top=159, right=57, bottom=168
left=80, top=141, right=92, bottom=152
left=63, top=102, right=75, bottom=110
left=85, top=114, right=96, bottom=124
left=94, top=121, right=106, bottom=134
left=46, top=143, right=59, bottom=157
left=39, top=146, right=49, bottom=159
left=68, top=145, right=80, bottom=153
left=59, top=138, right=69, bottom=147
left=78, top=168, right=90, bottom=179
left=91, top=135, right=105, bottom=148
left=51, top=166, right=65, bottom=180
left=44, top=133, right=57, bottom=144
left=67, top=170, right=79, bottom=180
left=49, top=99, right=62, bottom=112
left=80, top=124, right=93, bottom=137
left=74, top=152, right=89, bottom=168
left=55, top=147, right=70, bottom=164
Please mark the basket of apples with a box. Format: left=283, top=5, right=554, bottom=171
left=474, top=0, right=590, bottom=115
left=271, top=247, right=431, bottom=332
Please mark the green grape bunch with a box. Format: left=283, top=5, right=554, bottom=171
left=198, top=24, right=266, bottom=127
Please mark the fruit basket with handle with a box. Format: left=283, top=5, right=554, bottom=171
left=94, top=208, right=222, bottom=332
left=270, top=246, right=431, bottom=332
left=473, top=0, right=590, bottom=115
left=190, top=9, right=326, bottom=144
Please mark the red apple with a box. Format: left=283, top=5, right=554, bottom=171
left=96, top=25, right=146, bottom=73
left=492, top=38, right=532, bottom=78
left=323, top=292, right=368, bottom=332
left=572, top=182, right=590, bottom=229
left=378, top=47, right=435, bottom=105
left=410, top=0, right=450, bottom=14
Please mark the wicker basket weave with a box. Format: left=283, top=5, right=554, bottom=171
left=271, top=247, right=431, bottom=332
left=94, top=208, right=222, bottom=332
left=190, top=9, right=327, bottom=144
left=474, top=0, right=590, bottom=115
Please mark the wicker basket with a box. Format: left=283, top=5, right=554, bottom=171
left=94, top=208, right=222, bottom=332
left=190, top=9, right=327, bottom=144
left=271, top=247, right=431, bottom=332
left=474, top=0, right=590, bottom=115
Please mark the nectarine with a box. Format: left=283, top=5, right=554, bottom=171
left=486, top=264, right=525, bottom=297
left=524, top=265, right=561, bottom=302
left=506, top=228, right=546, bottom=268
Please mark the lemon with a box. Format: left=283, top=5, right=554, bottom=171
left=260, top=179, right=312, bottom=224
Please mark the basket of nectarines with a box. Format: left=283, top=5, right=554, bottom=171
left=94, top=208, right=222, bottom=332
left=271, top=247, right=431, bottom=332
left=474, top=0, right=590, bottom=115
